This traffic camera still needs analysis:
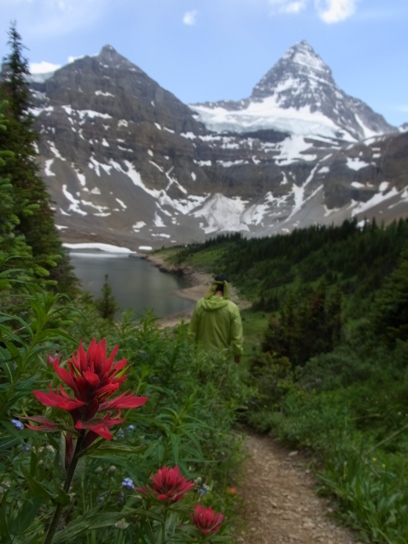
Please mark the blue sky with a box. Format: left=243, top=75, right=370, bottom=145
left=1, top=0, right=407, bottom=126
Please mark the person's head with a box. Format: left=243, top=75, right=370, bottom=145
left=205, top=274, right=230, bottom=299
left=213, top=275, right=229, bottom=295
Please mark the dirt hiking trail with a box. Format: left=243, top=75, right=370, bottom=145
left=143, top=254, right=360, bottom=544
left=237, top=430, right=360, bottom=544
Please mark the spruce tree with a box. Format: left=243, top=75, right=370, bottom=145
left=372, top=248, right=408, bottom=344
left=0, top=22, right=76, bottom=293
left=96, top=275, right=118, bottom=319
left=0, top=99, right=32, bottom=267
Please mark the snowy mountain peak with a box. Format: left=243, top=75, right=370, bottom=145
left=252, top=40, right=333, bottom=100
left=190, top=40, right=396, bottom=141
left=282, top=40, right=330, bottom=75
left=94, top=44, right=144, bottom=73
left=98, top=44, right=126, bottom=63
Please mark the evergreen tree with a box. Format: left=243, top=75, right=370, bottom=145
left=259, top=283, right=342, bottom=367
left=96, top=274, right=118, bottom=319
left=0, top=99, right=33, bottom=273
left=0, top=22, right=76, bottom=293
left=372, top=247, right=408, bottom=344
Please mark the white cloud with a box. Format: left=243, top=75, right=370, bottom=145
left=183, top=10, right=198, bottom=25
left=30, top=61, right=60, bottom=74
left=269, top=0, right=307, bottom=15
left=315, top=0, right=359, bottom=23
left=268, top=0, right=359, bottom=21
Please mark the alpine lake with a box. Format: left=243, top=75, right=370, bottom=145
left=69, top=250, right=194, bottom=320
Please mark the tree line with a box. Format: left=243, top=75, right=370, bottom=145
left=0, top=22, right=76, bottom=297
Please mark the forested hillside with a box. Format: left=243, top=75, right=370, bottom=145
left=169, top=220, right=408, bottom=543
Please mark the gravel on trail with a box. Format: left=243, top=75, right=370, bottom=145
left=236, top=430, right=361, bottom=544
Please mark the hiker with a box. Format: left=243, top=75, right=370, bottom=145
left=188, top=275, right=243, bottom=363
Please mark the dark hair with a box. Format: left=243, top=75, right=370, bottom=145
left=214, top=274, right=230, bottom=283
left=213, top=275, right=229, bottom=294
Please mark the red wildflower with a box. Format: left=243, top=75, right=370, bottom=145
left=28, top=339, right=147, bottom=441
left=192, top=504, right=224, bottom=535
left=76, top=412, right=126, bottom=441
left=136, top=466, right=194, bottom=502
left=24, top=415, right=67, bottom=432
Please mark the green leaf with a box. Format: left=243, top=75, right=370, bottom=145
left=86, top=442, right=148, bottom=458
left=10, top=497, right=43, bottom=535
left=0, top=436, right=20, bottom=451
left=52, top=511, right=129, bottom=544
left=53, top=484, right=70, bottom=507
left=20, top=465, right=54, bottom=500
left=170, top=432, right=180, bottom=465
left=0, top=491, right=10, bottom=541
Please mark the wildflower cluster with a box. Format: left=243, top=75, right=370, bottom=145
left=136, top=465, right=225, bottom=535
left=21, top=338, right=226, bottom=543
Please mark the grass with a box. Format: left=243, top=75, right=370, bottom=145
left=240, top=309, right=268, bottom=363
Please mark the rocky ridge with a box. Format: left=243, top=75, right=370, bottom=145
left=18, top=41, right=408, bottom=250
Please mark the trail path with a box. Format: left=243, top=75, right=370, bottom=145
left=142, top=254, right=360, bottom=544
left=236, top=430, right=360, bottom=544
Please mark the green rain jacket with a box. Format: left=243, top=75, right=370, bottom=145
left=188, top=283, right=243, bottom=358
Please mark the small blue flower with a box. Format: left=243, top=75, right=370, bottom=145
left=127, top=424, right=135, bottom=431
left=122, top=477, right=134, bottom=489
left=117, top=429, right=125, bottom=439
left=11, top=419, right=24, bottom=430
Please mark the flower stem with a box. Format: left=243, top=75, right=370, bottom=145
left=161, top=506, right=167, bottom=544
left=43, top=432, right=86, bottom=544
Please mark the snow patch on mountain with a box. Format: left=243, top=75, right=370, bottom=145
left=193, top=194, right=250, bottom=234
left=351, top=186, right=400, bottom=216
left=347, top=157, right=371, bottom=170
left=190, top=97, right=347, bottom=140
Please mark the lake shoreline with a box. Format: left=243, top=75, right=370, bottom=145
left=139, top=252, right=250, bottom=328
left=138, top=253, right=213, bottom=328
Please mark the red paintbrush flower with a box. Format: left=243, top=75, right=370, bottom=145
left=75, top=412, right=126, bottom=441
left=192, top=504, right=224, bottom=535
left=136, top=466, right=194, bottom=502
left=27, top=338, right=147, bottom=441
left=24, top=415, right=67, bottom=432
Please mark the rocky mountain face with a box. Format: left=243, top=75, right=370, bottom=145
left=20, top=41, right=408, bottom=251
left=190, top=41, right=395, bottom=141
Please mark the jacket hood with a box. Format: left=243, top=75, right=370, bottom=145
left=200, top=296, right=230, bottom=311
left=204, top=279, right=230, bottom=299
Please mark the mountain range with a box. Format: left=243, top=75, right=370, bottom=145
left=22, top=40, right=408, bottom=251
